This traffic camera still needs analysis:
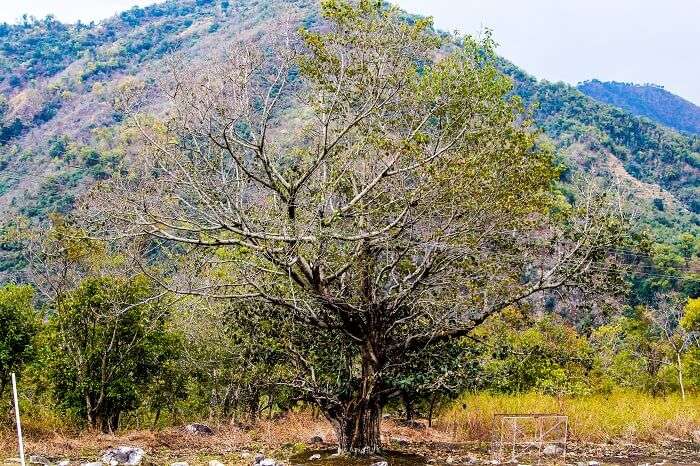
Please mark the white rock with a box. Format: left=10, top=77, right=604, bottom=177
left=588, top=462, right=601, bottom=466
left=57, top=461, right=70, bottom=466
left=170, top=463, right=189, bottom=466
left=542, top=444, right=564, bottom=456
left=29, top=455, right=52, bottom=466
left=101, top=446, right=145, bottom=466
left=370, top=462, right=388, bottom=466
left=208, top=461, right=225, bottom=466
left=308, top=454, right=321, bottom=461
left=80, top=463, right=102, bottom=466
left=259, top=460, right=277, bottom=466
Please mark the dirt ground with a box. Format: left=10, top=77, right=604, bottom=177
left=2, top=414, right=700, bottom=465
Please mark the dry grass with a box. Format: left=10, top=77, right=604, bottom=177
left=0, top=413, right=329, bottom=462
left=2, top=392, right=700, bottom=463
left=0, top=413, right=451, bottom=463
left=435, top=391, right=700, bottom=443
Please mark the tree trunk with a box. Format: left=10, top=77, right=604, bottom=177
left=325, top=344, right=384, bottom=455
left=329, top=399, right=382, bottom=455
left=676, top=352, right=686, bottom=401
left=247, top=389, right=260, bottom=424
left=428, top=393, right=438, bottom=428
left=401, top=391, right=414, bottom=421
left=152, top=407, right=162, bottom=428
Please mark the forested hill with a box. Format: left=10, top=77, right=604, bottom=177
left=578, top=80, right=700, bottom=136
left=0, top=0, right=697, bottom=273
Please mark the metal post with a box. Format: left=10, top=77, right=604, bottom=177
left=11, top=373, right=26, bottom=466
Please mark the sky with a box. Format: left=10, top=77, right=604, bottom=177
left=1, top=0, right=698, bottom=104
left=394, top=0, right=700, bottom=105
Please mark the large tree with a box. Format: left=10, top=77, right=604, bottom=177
left=92, top=0, right=625, bottom=453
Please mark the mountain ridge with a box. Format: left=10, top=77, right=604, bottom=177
left=0, top=0, right=697, bottom=276
left=578, top=79, right=700, bottom=135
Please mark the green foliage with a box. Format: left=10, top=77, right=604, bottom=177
left=0, top=0, right=696, bottom=443
left=473, top=309, right=593, bottom=396
left=0, top=284, right=38, bottom=395
left=578, top=80, right=700, bottom=135
left=500, top=62, right=700, bottom=215
left=681, top=297, right=700, bottom=331
left=20, top=171, right=83, bottom=218
left=47, top=275, right=181, bottom=432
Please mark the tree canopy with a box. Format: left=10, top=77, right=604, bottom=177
left=86, top=0, right=626, bottom=454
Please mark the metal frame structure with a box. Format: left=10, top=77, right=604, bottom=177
left=490, top=413, right=568, bottom=464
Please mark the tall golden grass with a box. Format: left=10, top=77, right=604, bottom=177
left=435, top=391, right=700, bottom=443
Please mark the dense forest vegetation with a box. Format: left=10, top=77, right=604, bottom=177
left=0, top=0, right=697, bottom=457
left=578, top=80, right=700, bottom=136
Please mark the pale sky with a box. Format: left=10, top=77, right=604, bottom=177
left=394, top=0, right=700, bottom=105
left=1, top=0, right=698, bottom=104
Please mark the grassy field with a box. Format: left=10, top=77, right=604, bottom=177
left=436, top=390, right=700, bottom=443
left=2, top=391, right=700, bottom=463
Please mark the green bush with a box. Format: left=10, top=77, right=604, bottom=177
left=48, top=275, right=182, bottom=432
left=0, top=284, right=39, bottom=396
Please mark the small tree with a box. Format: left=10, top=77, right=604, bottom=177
left=648, top=293, right=699, bottom=400
left=48, top=275, right=180, bottom=432
left=94, top=0, right=627, bottom=453
left=174, top=299, right=291, bottom=424
left=0, top=284, right=38, bottom=397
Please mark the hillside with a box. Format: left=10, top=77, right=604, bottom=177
left=0, top=0, right=697, bottom=275
left=578, top=79, right=700, bottom=135
left=0, top=1, right=699, bottom=458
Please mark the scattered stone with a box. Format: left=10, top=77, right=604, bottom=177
left=253, top=455, right=280, bottom=466
left=446, top=457, right=455, bottom=464
left=543, top=444, right=565, bottom=456
left=100, top=446, right=145, bottom=466
left=308, top=454, right=321, bottom=461
left=588, top=462, right=601, bottom=466
left=369, top=462, right=388, bottom=466
left=29, top=455, right=52, bottom=465
left=390, top=436, right=410, bottom=446
left=241, top=453, right=251, bottom=459
left=208, top=461, right=225, bottom=466
left=184, top=423, right=214, bottom=435
left=309, top=436, right=323, bottom=444
left=4, top=459, right=21, bottom=464
left=259, top=460, right=277, bottom=466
